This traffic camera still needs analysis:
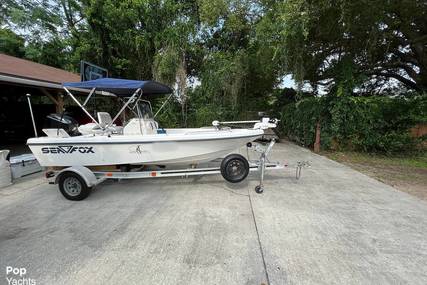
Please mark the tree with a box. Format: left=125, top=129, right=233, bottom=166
left=0, top=28, right=25, bottom=57
left=280, top=0, right=427, bottom=93
left=0, top=0, right=293, bottom=126
left=24, top=37, right=69, bottom=68
left=0, top=0, right=75, bottom=69
left=187, top=0, right=283, bottom=121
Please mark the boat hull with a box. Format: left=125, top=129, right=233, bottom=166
left=27, top=129, right=263, bottom=167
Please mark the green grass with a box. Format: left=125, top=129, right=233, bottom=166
left=322, top=149, right=427, bottom=201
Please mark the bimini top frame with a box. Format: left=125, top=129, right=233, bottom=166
left=62, top=78, right=173, bottom=130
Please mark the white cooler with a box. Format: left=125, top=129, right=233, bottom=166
left=10, top=153, right=42, bottom=179
left=0, top=150, right=12, bottom=188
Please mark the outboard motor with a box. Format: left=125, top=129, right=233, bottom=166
left=44, top=113, right=80, bottom=136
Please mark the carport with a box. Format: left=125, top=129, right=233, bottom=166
left=0, top=53, right=79, bottom=153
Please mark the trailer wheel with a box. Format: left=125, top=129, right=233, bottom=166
left=58, top=172, right=91, bottom=201
left=221, top=154, right=249, bottom=183
left=255, top=185, right=264, bottom=194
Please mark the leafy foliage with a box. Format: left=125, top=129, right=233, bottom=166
left=280, top=95, right=427, bottom=153
left=1, top=0, right=426, bottom=154
left=280, top=0, right=427, bottom=93
left=0, top=28, right=25, bottom=57
left=281, top=97, right=323, bottom=147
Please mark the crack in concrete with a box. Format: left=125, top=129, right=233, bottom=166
left=248, top=188, right=270, bottom=285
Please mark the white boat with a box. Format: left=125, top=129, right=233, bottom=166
left=27, top=78, right=277, bottom=167
left=28, top=128, right=265, bottom=166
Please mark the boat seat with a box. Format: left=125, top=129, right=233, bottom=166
left=77, top=112, right=124, bottom=135
left=97, top=112, right=112, bottom=128
left=97, top=112, right=124, bottom=134
left=78, top=123, right=103, bottom=135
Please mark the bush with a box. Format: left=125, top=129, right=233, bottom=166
left=280, top=97, right=322, bottom=147
left=279, top=95, right=427, bottom=154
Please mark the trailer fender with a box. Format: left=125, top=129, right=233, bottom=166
left=55, top=166, right=98, bottom=187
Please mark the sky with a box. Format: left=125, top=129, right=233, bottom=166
left=279, top=74, right=296, bottom=88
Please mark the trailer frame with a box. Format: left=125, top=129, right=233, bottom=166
left=46, top=140, right=308, bottom=200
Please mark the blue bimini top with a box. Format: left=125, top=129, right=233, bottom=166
left=63, top=78, right=172, bottom=96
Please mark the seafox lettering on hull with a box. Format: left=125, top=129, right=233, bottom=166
left=41, top=146, right=95, bottom=154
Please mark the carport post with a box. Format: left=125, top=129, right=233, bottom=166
left=56, top=94, right=64, bottom=113
left=40, top=88, right=64, bottom=113
left=26, top=94, right=38, bottom=137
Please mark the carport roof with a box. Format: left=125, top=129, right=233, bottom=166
left=0, top=53, right=79, bottom=87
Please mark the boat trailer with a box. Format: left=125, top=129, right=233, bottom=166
left=46, top=139, right=309, bottom=201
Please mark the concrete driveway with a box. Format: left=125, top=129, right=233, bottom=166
left=1, top=142, right=426, bottom=284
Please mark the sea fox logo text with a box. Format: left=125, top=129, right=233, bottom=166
left=41, top=146, right=95, bottom=154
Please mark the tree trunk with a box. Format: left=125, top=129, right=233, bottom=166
left=176, top=54, right=187, bottom=127
left=314, top=121, right=321, bottom=153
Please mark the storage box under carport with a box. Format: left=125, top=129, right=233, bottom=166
left=10, top=154, right=42, bottom=179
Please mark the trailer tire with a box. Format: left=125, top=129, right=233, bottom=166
left=58, top=172, right=91, bottom=201
left=221, top=154, right=249, bottom=183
